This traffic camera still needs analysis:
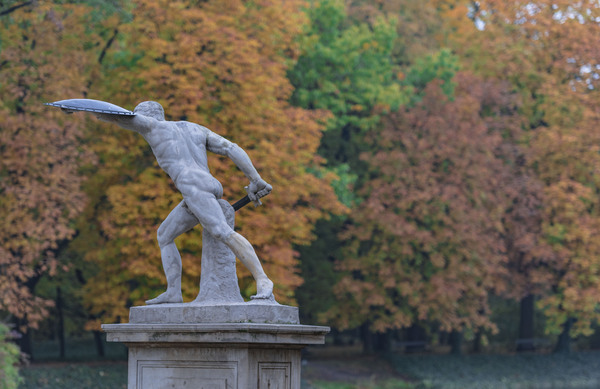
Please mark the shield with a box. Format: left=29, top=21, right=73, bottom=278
left=44, top=99, right=135, bottom=116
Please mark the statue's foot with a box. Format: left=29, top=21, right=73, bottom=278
left=251, top=278, right=274, bottom=300
left=145, top=290, right=183, bottom=305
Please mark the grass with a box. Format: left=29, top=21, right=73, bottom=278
left=389, top=351, right=600, bottom=389
left=19, top=362, right=127, bottom=389
left=17, top=340, right=600, bottom=389
left=30, top=336, right=127, bottom=362
left=302, top=346, right=600, bottom=388
left=305, top=380, right=417, bottom=389
left=18, top=336, right=127, bottom=389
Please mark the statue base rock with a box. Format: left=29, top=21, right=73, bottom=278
left=129, top=301, right=299, bottom=325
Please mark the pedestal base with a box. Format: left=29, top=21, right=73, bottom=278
left=129, top=301, right=299, bottom=325
left=102, top=322, right=329, bottom=389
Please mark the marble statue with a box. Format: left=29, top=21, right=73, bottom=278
left=47, top=100, right=327, bottom=389
left=92, top=101, right=274, bottom=304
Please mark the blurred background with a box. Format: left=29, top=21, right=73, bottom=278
left=2, top=0, right=600, bottom=387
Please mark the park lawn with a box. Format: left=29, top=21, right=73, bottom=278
left=18, top=336, right=128, bottom=389
left=303, top=346, right=600, bottom=388
left=306, top=381, right=416, bottom=389
left=389, top=350, right=600, bottom=389
left=19, top=362, right=127, bottom=389
left=18, top=345, right=600, bottom=389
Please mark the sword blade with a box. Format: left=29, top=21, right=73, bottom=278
left=232, top=195, right=252, bottom=212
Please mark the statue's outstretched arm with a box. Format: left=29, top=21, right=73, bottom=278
left=95, top=113, right=156, bottom=134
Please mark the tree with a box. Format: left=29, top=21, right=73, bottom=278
left=326, top=72, right=523, bottom=337
left=289, top=0, right=407, bottom=174
left=0, top=2, right=97, bottom=351
left=71, top=0, right=344, bottom=327
left=449, top=0, right=600, bottom=349
left=290, top=0, right=411, bottom=328
left=346, top=0, right=445, bottom=67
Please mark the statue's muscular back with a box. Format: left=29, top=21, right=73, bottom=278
left=136, top=119, right=225, bottom=200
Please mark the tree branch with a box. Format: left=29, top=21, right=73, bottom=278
left=0, top=1, right=33, bottom=17
left=98, top=28, right=118, bottom=65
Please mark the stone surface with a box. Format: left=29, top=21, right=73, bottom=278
left=194, top=199, right=244, bottom=305
left=102, top=322, right=329, bottom=389
left=103, top=322, right=328, bottom=345
left=129, top=302, right=299, bottom=325
left=127, top=345, right=300, bottom=389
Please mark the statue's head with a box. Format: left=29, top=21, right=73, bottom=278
left=134, top=101, right=165, bottom=121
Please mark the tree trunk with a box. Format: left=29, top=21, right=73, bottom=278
left=473, top=330, right=482, bottom=353
left=16, top=325, right=33, bottom=360
left=405, top=324, right=426, bottom=353
left=331, top=328, right=344, bottom=346
left=517, top=294, right=535, bottom=352
left=14, top=273, right=41, bottom=360
left=449, top=330, right=463, bottom=355
left=94, top=330, right=105, bottom=357
left=374, top=330, right=392, bottom=354
left=75, top=268, right=105, bottom=357
left=56, top=286, right=66, bottom=359
left=554, top=317, right=575, bottom=354
left=361, top=323, right=374, bottom=354
left=14, top=314, right=33, bottom=359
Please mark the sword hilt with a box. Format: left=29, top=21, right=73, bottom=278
left=232, top=195, right=252, bottom=212
left=232, top=186, right=269, bottom=212
left=244, top=185, right=263, bottom=208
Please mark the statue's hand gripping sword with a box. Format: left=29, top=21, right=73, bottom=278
left=232, top=186, right=269, bottom=212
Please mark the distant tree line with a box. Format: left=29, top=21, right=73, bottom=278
left=1, top=0, right=600, bottom=358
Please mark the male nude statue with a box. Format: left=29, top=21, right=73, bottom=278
left=96, top=101, right=274, bottom=304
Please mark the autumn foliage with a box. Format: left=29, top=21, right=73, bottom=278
left=2, top=0, right=600, bottom=351
left=327, top=73, right=519, bottom=332
left=0, top=3, right=96, bottom=328
left=443, top=0, right=600, bottom=338
left=70, top=0, right=345, bottom=326
left=1, top=0, right=343, bottom=330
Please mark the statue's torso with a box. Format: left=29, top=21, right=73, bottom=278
left=141, top=121, right=223, bottom=199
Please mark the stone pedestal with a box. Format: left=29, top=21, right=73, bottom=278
left=129, top=301, right=299, bottom=325
left=102, top=199, right=329, bottom=388
left=103, top=298, right=327, bottom=388
left=103, top=319, right=329, bottom=389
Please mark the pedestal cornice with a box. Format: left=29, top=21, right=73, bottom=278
left=102, top=322, right=330, bottom=345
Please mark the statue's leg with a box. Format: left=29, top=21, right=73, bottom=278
left=146, top=200, right=199, bottom=305
left=184, top=195, right=274, bottom=300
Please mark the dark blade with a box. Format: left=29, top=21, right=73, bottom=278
left=232, top=195, right=252, bottom=212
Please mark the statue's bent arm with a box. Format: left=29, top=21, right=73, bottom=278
left=202, top=126, right=271, bottom=200
left=204, top=127, right=262, bottom=184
